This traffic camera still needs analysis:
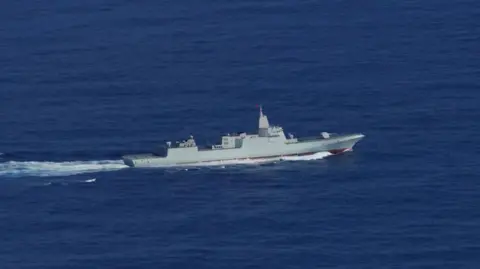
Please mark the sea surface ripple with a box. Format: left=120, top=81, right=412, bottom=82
left=1, top=0, right=479, bottom=268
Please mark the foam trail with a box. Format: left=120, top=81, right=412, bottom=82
left=0, top=160, right=128, bottom=178
left=281, top=151, right=332, bottom=161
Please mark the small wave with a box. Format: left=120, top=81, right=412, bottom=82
left=281, top=151, right=332, bottom=161
left=0, top=160, right=128, bottom=178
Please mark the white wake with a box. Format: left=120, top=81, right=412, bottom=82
left=0, top=160, right=128, bottom=178
left=0, top=152, right=334, bottom=178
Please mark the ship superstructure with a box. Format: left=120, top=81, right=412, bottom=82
left=122, top=107, right=364, bottom=167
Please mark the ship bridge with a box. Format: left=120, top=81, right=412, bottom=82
left=257, top=106, right=287, bottom=139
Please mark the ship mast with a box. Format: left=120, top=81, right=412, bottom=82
left=257, top=105, right=270, bottom=137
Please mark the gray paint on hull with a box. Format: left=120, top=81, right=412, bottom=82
left=122, top=107, right=365, bottom=168
left=123, top=134, right=364, bottom=167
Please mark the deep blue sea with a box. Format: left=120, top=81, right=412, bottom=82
left=1, top=0, right=480, bottom=268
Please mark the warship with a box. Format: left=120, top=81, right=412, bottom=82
left=122, top=107, right=365, bottom=167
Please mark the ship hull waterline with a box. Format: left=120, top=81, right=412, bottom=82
left=122, top=134, right=364, bottom=168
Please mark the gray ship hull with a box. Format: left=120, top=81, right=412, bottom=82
left=123, top=133, right=364, bottom=168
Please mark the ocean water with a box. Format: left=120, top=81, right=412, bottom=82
left=1, top=0, right=480, bottom=268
